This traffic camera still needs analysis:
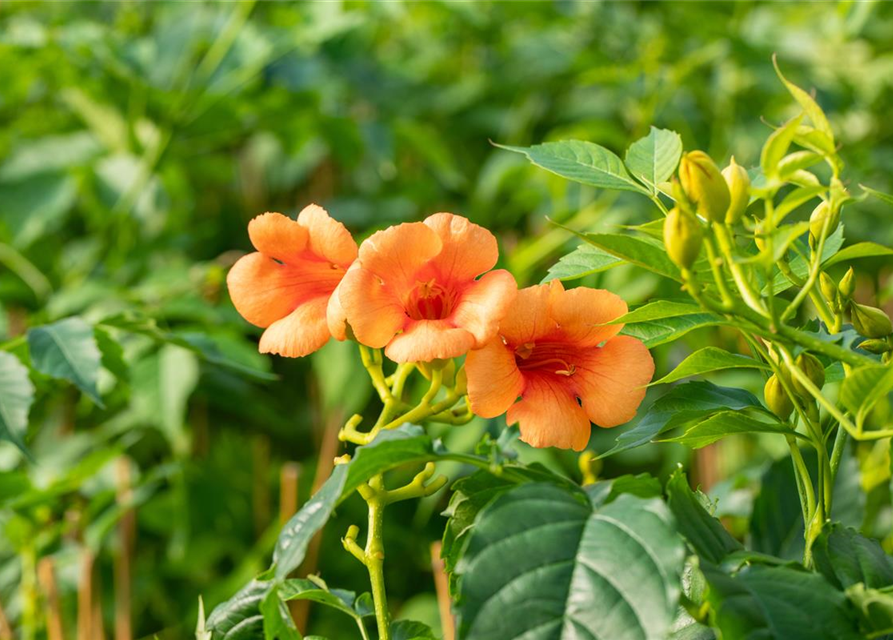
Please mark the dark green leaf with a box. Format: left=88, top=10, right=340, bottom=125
left=28, top=316, right=103, bottom=405
left=260, top=586, right=301, bottom=640
left=661, top=411, right=791, bottom=449
left=813, top=523, right=893, bottom=590
left=666, top=469, right=742, bottom=564
left=94, top=326, right=129, bottom=381
left=455, top=483, right=684, bottom=640
left=495, top=140, right=648, bottom=194
left=845, top=583, right=893, bottom=638
left=579, top=232, right=682, bottom=282
left=624, top=127, right=683, bottom=193
left=390, top=620, right=438, bottom=640
left=651, top=347, right=769, bottom=386
left=206, top=580, right=269, bottom=640
left=601, top=382, right=765, bottom=458
left=0, top=351, right=34, bottom=458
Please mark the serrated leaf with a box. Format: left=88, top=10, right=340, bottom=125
left=455, top=483, right=684, bottom=640
left=206, top=580, right=269, bottom=640
left=774, top=57, right=835, bottom=143
left=0, top=351, right=34, bottom=458
left=861, top=185, right=893, bottom=207
left=624, top=127, right=683, bottom=193
left=578, top=232, right=682, bottom=281
left=495, top=140, right=649, bottom=194
left=823, top=241, right=893, bottom=267
left=703, top=564, right=861, bottom=640
left=28, top=317, right=103, bottom=406
left=661, top=410, right=791, bottom=449
left=813, top=523, right=893, bottom=590
left=621, top=313, right=730, bottom=348
left=651, top=347, right=769, bottom=386
left=666, top=470, right=742, bottom=564
left=609, top=300, right=703, bottom=325
left=600, top=382, right=764, bottom=458
left=542, top=244, right=623, bottom=282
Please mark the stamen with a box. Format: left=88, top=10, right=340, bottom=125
left=555, top=364, right=576, bottom=377
left=515, top=342, right=535, bottom=359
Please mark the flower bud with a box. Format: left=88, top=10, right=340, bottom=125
left=754, top=220, right=768, bottom=253
left=664, top=207, right=703, bottom=270
left=791, top=353, right=825, bottom=396
left=819, top=272, right=838, bottom=308
left=859, top=338, right=892, bottom=355
left=839, top=267, right=855, bottom=299
left=722, top=157, right=750, bottom=224
left=809, top=201, right=840, bottom=243
left=454, top=366, right=468, bottom=396
left=679, top=151, right=731, bottom=223
left=850, top=302, right=893, bottom=339
left=764, top=374, right=794, bottom=421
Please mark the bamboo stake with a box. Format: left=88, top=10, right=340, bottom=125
left=37, top=558, right=65, bottom=640
left=430, top=542, right=454, bottom=640
left=0, top=595, right=14, bottom=640
left=77, top=551, right=94, bottom=640
left=279, top=462, right=301, bottom=527
left=114, top=458, right=134, bottom=640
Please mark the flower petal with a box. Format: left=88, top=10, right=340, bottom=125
left=259, top=297, right=330, bottom=358
left=451, top=269, right=517, bottom=346
left=423, top=213, right=499, bottom=282
left=575, top=336, right=655, bottom=428
left=327, top=277, right=349, bottom=341
left=338, top=266, right=406, bottom=348
left=384, top=320, right=476, bottom=363
left=358, top=222, right=442, bottom=290
left=498, top=281, right=562, bottom=346
left=297, top=204, right=357, bottom=266
left=227, top=253, right=305, bottom=327
left=248, top=212, right=308, bottom=262
left=506, top=373, right=591, bottom=451
left=551, top=286, right=628, bottom=347
left=465, top=339, right=523, bottom=418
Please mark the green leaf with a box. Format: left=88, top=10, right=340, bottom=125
left=773, top=185, right=825, bottom=223
left=260, top=586, right=301, bottom=640
left=585, top=473, right=662, bottom=507
left=861, top=184, right=893, bottom=207
left=703, top=564, right=861, bottom=640
left=813, top=523, right=893, bottom=590
left=845, top=583, right=893, bottom=638
left=578, top=232, right=682, bottom=281
left=27, top=316, right=103, bottom=406
left=94, top=326, right=129, bottom=381
left=840, top=364, right=893, bottom=430
left=661, top=410, right=791, bottom=449
left=543, top=244, right=623, bottom=282
left=0, top=351, right=34, bottom=458
left=495, top=140, right=649, bottom=194
left=624, top=127, right=683, bottom=193
left=823, top=241, right=893, bottom=267
left=390, top=620, right=438, bottom=640
left=206, top=580, right=269, bottom=640
left=651, top=347, right=770, bottom=386
left=609, top=300, right=703, bottom=325
left=280, top=578, right=360, bottom=621
left=455, top=483, right=684, bottom=640
left=600, top=381, right=765, bottom=458
left=774, top=57, right=835, bottom=143
left=761, top=114, right=803, bottom=178
left=766, top=225, right=844, bottom=295
left=621, top=313, right=730, bottom=348
left=666, top=470, right=742, bottom=565
left=747, top=221, right=810, bottom=265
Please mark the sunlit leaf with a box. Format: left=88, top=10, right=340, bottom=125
left=651, top=347, right=769, bottom=386
left=823, top=241, right=893, bottom=267
left=609, top=300, right=703, bottom=325
left=774, top=56, right=835, bottom=143
left=660, top=410, right=791, bottom=449
left=761, top=114, right=803, bottom=179
left=542, top=243, right=623, bottom=283
left=624, top=126, right=683, bottom=193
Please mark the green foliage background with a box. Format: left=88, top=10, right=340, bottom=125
left=2, top=2, right=893, bottom=638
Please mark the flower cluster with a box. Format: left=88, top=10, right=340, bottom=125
left=228, top=205, right=654, bottom=451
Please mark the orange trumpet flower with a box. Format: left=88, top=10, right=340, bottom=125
left=465, top=280, right=654, bottom=451
left=227, top=205, right=357, bottom=357
left=338, top=213, right=517, bottom=362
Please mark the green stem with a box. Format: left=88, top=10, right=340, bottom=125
left=365, top=479, right=391, bottom=640
left=703, top=233, right=734, bottom=309
left=713, top=223, right=769, bottom=317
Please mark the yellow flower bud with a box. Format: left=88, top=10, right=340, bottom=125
left=859, top=338, right=892, bottom=355
left=809, top=201, right=840, bottom=243
left=663, top=207, right=703, bottom=270
left=679, top=151, right=731, bottom=223
left=819, top=272, right=838, bottom=309
left=764, top=374, right=794, bottom=421
left=754, top=220, right=768, bottom=253
left=722, top=157, right=750, bottom=224
left=850, top=302, right=893, bottom=339
left=791, top=353, right=825, bottom=397
left=839, top=267, right=855, bottom=299
left=454, top=366, right=468, bottom=396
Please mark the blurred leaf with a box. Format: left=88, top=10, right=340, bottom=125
left=0, top=351, right=34, bottom=458
left=774, top=57, right=835, bottom=143
left=813, top=523, right=893, bottom=590
left=661, top=411, right=791, bottom=449
left=455, top=483, right=684, bottom=640
left=703, top=564, right=861, bottom=640
left=28, top=316, right=103, bottom=405
left=761, top=114, right=803, bottom=179
left=542, top=243, right=623, bottom=282
left=651, top=347, right=769, bottom=386
left=774, top=185, right=825, bottom=223
left=823, top=241, right=893, bottom=267
left=61, top=87, right=129, bottom=152
left=624, top=126, right=683, bottom=194
left=0, top=173, right=77, bottom=246
left=495, top=140, right=649, bottom=194
left=0, top=132, right=102, bottom=181
left=845, top=583, right=893, bottom=638
left=94, top=326, right=129, bottom=381
left=666, top=470, right=742, bottom=565
left=390, top=620, right=438, bottom=640
left=600, top=382, right=765, bottom=458
left=861, top=185, right=893, bottom=208
left=840, top=364, right=893, bottom=430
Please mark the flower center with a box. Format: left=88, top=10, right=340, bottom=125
left=407, top=278, right=456, bottom=321
left=514, top=342, right=577, bottom=377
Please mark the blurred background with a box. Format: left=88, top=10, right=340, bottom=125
left=2, top=1, right=893, bottom=639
